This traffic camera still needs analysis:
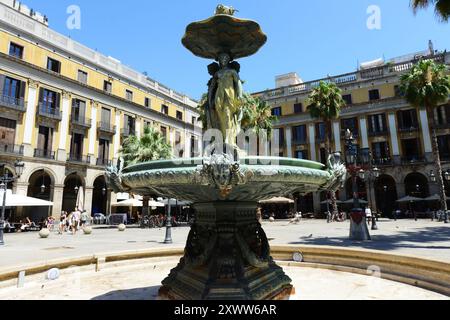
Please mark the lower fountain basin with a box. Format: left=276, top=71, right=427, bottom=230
left=119, top=156, right=336, bottom=202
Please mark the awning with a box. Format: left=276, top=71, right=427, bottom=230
left=320, top=199, right=343, bottom=205
left=259, top=197, right=295, bottom=204
left=111, top=198, right=142, bottom=207
left=424, top=194, right=450, bottom=201
left=343, top=199, right=368, bottom=205
left=396, top=196, right=424, bottom=203
left=111, top=198, right=165, bottom=208
left=0, top=190, right=53, bottom=207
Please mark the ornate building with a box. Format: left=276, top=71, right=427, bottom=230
left=254, top=48, right=450, bottom=216
left=0, top=0, right=202, bottom=221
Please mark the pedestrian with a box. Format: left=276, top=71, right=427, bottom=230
left=80, top=210, right=89, bottom=227
left=365, top=206, right=372, bottom=225
left=59, top=211, right=67, bottom=235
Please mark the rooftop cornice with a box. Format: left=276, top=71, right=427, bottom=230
left=0, top=1, right=199, bottom=112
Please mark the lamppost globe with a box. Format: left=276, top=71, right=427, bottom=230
left=430, top=170, right=437, bottom=183
left=14, top=160, right=25, bottom=178
left=358, top=169, right=365, bottom=180
left=40, top=184, right=46, bottom=194
left=373, top=167, right=380, bottom=179
left=75, top=186, right=79, bottom=194
left=102, top=188, right=107, bottom=196
left=445, top=171, right=450, bottom=182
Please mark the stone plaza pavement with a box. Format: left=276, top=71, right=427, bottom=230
left=1, top=219, right=449, bottom=269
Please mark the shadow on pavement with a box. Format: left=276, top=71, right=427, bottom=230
left=289, top=226, right=450, bottom=252
left=91, top=285, right=161, bottom=300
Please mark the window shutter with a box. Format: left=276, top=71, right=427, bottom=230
left=0, top=75, right=5, bottom=96
left=39, top=88, right=44, bottom=103
left=55, top=92, right=61, bottom=108
left=19, top=80, right=26, bottom=99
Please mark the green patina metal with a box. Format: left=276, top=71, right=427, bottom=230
left=106, top=5, right=346, bottom=301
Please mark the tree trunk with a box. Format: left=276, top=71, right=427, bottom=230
left=325, top=121, right=339, bottom=215
left=426, top=106, right=448, bottom=212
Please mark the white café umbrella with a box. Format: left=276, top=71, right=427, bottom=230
left=76, top=186, right=85, bottom=211
left=424, top=194, right=450, bottom=201
left=111, top=198, right=143, bottom=207
left=259, top=197, right=295, bottom=204
left=0, top=190, right=53, bottom=207
left=396, top=196, right=424, bottom=203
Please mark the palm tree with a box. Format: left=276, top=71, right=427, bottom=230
left=307, top=81, right=346, bottom=215
left=411, top=0, right=450, bottom=22
left=120, top=126, right=172, bottom=166
left=240, top=93, right=277, bottom=138
left=197, top=92, right=277, bottom=139
left=401, top=59, right=450, bottom=213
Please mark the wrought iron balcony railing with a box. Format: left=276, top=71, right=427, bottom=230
left=398, top=126, right=420, bottom=133
left=0, top=144, right=24, bottom=156
left=401, top=156, right=426, bottom=165
left=96, top=158, right=112, bottom=167
left=67, top=153, right=91, bottom=164
left=37, top=103, right=62, bottom=120
left=34, top=148, right=55, bottom=160
left=368, top=130, right=389, bottom=137
left=0, top=95, right=26, bottom=112
left=121, top=127, right=136, bottom=137
left=97, top=122, right=116, bottom=135
left=70, top=115, right=92, bottom=128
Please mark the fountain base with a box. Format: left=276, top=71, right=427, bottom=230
left=158, top=201, right=293, bottom=300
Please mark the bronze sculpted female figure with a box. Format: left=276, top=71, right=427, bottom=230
left=207, top=53, right=243, bottom=145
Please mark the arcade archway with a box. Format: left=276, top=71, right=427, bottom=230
left=92, top=175, right=108, bottom=215
left=26, top=169, right=54, bottom=222
left=62, top=173, right=84, bottom=213
left=375, top=175, right=398, bottom=217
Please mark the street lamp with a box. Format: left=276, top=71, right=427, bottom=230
left=358, top=150, right=381, bottom=230
left=443, top=170, right=450, bottom=224
left=164, top=198, right=173, bottom=244
left=345, top=130, right=371, bottom=241
left=430, top=170, right=437, bottom=183
left=1, top=161, right=25, bottom=246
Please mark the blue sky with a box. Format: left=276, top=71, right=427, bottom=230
left=21, top=0, right=450, bottom=100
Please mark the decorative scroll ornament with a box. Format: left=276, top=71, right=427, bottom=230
left=194, top=150, right=252, bottom=198
left=105, top=157, right=127, bottom=194
left=321, top=154, right=347, bottom=192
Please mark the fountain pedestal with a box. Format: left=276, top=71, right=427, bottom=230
left=159, top=201, right=293, bottom=300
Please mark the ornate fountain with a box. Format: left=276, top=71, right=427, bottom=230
left=106, top=5, right=346, bottom=300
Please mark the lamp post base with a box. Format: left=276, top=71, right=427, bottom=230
left=349, top=210, right=371, bottom=241
left=159, top=201, right=293, bottom=300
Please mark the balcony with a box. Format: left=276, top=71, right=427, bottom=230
left=292, top=138, right=308, bottom=146
left=37, top=103, right=62, bottom=121
left=432, top=122, right=450, bottom=130
left=96, top=158, right=112, bottom=167
left=121, top=127, right=136, bottom=137
left=67, top=153, right=91, bottom=164
left=368, top=130, right=389, bottom=137
left=70, top=115, right=92, bottom=129
left=401, top=156, right=426, bottom=165
left=97, top=122, right=116, bottom=135
left=372, top=158, right=392, bottom=166
left=0, top=144, right=24, bottom=156
left=0, top=95, right=26, bottom=112
left=34, top=149, right=55, bottom=160
left=398, top=126, right=420, bottom=133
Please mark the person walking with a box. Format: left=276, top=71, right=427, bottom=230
left=59, top=211, right=67, bottom=235
left=365, top=206, right=372, bottom=226
left=80, top=210, right=89, bottom=228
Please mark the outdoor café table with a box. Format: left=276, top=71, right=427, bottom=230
left=110, top=213, right=128, bottom=225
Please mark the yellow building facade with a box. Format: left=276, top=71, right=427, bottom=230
left=255, top=50, right=450, bottom=216
left=0, top=0, right=202, bottom=221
